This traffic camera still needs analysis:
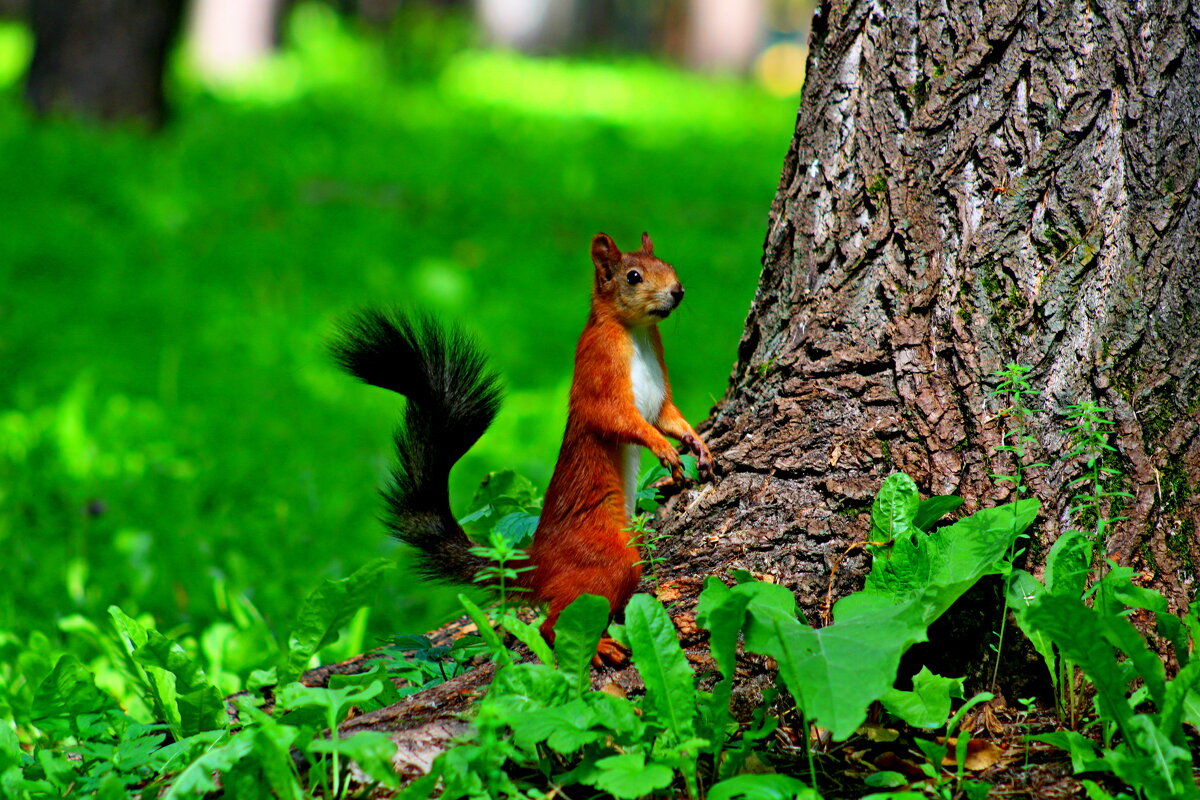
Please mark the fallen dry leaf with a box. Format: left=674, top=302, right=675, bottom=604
left=599, top=682, right=627, bottom=699
left=940, top=738, right=1003, bottom=771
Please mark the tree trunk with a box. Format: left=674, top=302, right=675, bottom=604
left=25, top=0, right=185, bottom=127
left=657, top=0, right=1200, bottom=692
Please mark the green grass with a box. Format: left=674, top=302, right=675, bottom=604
left=0, top=6, right=796, bottom=685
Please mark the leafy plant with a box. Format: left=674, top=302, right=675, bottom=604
left=164, top=681, right=400, bottom=800
left=469, top=529, right=534, bottom=614
left=459, top=469, right=542, bottom=547
left=276, top=558, right=395, bottom=686
left=635, top=454, right=701, bottom=513
left=1, top=558, right=406, bottom=799
left=697, top=473, right=1037, bottom=740
left=1020, top=568, right=1200, bottom=800
left=405, top=591, right=799, bottom=799
left=986, top=362, right=1049, bottom=689
left=1062, top=401, right=1132, bottom=577
left=630, top=512, right=670, bottom=580
left=375, top=633, right=487, bottom=690
left=1006, top=399, right=1132, bottom=726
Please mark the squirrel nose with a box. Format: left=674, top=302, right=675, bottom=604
left=671, top=284, right=684, bottom=304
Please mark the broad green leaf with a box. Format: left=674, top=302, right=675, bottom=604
left=585, top=752, right=674, bottom=799
left=489, top=662, right=570, bottom=707
left=585, top=691, right=645, bottom=736
left=30, top=655, right=116, bottom=733
left=1109, top=714, right=1195, bottom=798
left=461, top=469, right=541, bottom=535
left=1044, top=530, right=1092, bottom=598
left=469, top=468, right=540, bottom=509
left=248, top=724, right=303, bottom=800
left=870, top=473, right=919, bottom=542
left=554, top=594, right=609, bottom=697
left=328, top=662, right=405, bottom=711
left=1023, top=595, right=1137, bottom=736
left=708, top=773, right=821, bottom=800
left=307, top=731, right=400, bottom=789
left=134, top=629, right=227, bottom=736
left=695, top=577, right=745, bottom=682
left=744, top=589, right=928, bottom=740
left=880, top=667, right=963, bottom=728
left=458, top=594, right=512, bottom=666
left=1181, top=679, right=1200, bottom=732
left=912, top=495, right=964, bottom=532
left=164, top=734, right=256, bottom=799
left=695, top=577, right=751, bottom=749
left=1005, top=570, right=1057, bottom=692
left=864, top=770, right=909, bottom=788
left=626, top=593, right=696, bottom=741
left=1105, top=577, right=1189, bottom=668
left=507, top=698, right=605, bottom=753
left=0, top=724, right=19, bottom=773
left=283, top=558, right=393, bottom=683
left=109, top=606, right=180, bottom=733
left=1161, top=659, right=1200, bottom=743
left=494, top=511, right=540, bottom=547
left=499, top=611, right=554, bottom=667
left=865, top=499, right=1040, bottom=621
left=277, top=681, right=382, bottom=719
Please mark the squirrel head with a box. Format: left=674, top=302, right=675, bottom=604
left=590, top=232, right=684, bottom=326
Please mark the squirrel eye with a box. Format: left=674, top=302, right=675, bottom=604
left=626, top=270, right=643, bottom=285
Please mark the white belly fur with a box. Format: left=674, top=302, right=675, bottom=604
left=623, top=327, right=667, bottom=517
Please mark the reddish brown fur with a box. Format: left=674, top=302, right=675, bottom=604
left=518, top=233, right=713, bottom=650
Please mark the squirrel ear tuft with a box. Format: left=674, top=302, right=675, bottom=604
left=640, top=232, right=654, bottom=254
left=591, top=233, right=621, bottom=279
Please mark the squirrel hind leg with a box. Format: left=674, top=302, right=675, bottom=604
left=537, top=565, right=640, bottom=650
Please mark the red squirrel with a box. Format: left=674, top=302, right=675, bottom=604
left=332, top=232, right=713, bottom=659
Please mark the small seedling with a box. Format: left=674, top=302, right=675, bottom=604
left=1062, top=401, right=1132, bottom=584
left=629, top=513, right=670, bottom=582
left=469, top=529, right=533, bottom=616
left=987, top=363, right=1049, bottom=690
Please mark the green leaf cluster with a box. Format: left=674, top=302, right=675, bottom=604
left=408, top=593, right=794, bottom=800
left=698, top=474, right=1035, bottom=740
left=1, top=560, right=405, bottom=799
left=1016, top=564, right=1200, bottom=800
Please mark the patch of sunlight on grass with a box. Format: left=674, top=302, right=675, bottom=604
left=0, top=21, right=31, bottom=89
left=440, top=49, right=794, bottom=143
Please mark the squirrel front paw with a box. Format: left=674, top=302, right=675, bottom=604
left=652, top=446, right=685, bottom=484
left=682, top=433, right=715, bottom=482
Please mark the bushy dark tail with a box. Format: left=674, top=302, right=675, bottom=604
left=330, top=309, right=502, bottom=584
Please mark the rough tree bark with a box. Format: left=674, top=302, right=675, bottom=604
left=25, top=0, right=186, bottom=127
left=658, top=0, right=1200, bottom=692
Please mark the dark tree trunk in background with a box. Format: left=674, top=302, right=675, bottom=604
left=25, top=0, right=185, bottom=127
left=657, top=0, right=1200, bottom=693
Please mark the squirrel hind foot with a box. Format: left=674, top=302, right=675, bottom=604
left=591, top=636, right=631, bottom=669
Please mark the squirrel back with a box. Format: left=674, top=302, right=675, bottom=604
left=330, top=309, right=502, bottom=584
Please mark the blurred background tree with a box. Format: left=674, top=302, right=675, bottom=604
left=9, top=0, right=812, bottom=123
left=25, top=0, right=185, bottom=125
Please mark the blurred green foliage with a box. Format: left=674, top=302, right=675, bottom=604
left=0, top=5, right=795, bottom=679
